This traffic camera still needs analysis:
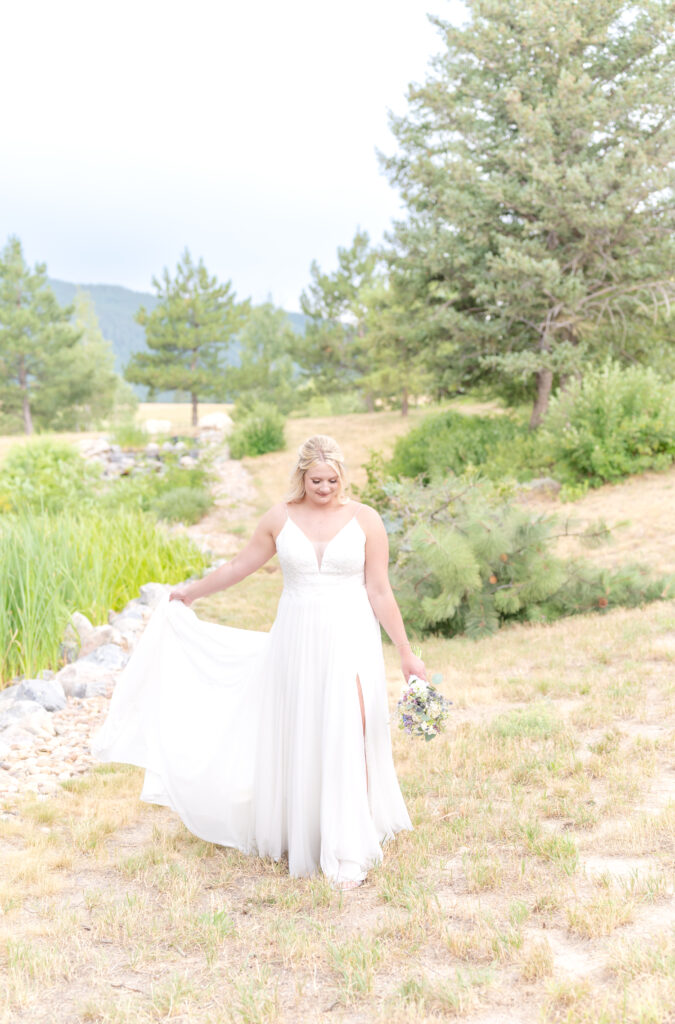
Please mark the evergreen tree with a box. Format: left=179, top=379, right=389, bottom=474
left=0, top=236, right=81, bottom=434
left=33, top=292, right=136, bottom=431
left=362, top=272, right=432, bottom=415
left=125, top=250, right=247, bottom=426
left=228, top=302, right=300, bottom=414
left=298, top=231, right=382, bottom=406
left=386, top=0, right=675, bottom=426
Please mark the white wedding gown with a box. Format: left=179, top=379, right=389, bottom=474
left=92, top=513, right=412, bottom=882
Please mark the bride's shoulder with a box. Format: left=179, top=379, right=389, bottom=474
left=353, top=502, right=384, bottom=532
left=259, top=502, right=288, bottom=534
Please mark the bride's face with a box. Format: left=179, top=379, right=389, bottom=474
left=304, top=462, right=340, bottom=504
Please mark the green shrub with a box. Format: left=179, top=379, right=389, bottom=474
left=385, top=410, right=546, bottom=483
left=110, top=418, right=149, bottom=448
left=229, top=403, right=286, bottom=458
left=543, top=362, right=675, bottom=486
left=0, top=509, right=209, bottom=682
left=152, top=486, right=212, bottom=524
left=366, top=472, right=672, bottom=640
left=0, top=438, right=99, bottom=513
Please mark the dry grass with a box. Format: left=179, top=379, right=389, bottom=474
left=1, top=409, right=675, bottom=1022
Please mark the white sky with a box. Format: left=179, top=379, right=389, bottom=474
left=1, top=0, right=466, bottom=309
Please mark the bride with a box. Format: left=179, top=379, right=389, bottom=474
left=93, top=435, right=426, bottom=888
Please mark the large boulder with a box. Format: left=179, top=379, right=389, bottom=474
left=199, top=411, right=233, bottom=434
left=0, top=684, right=21, bottom=706
left=77, top=644, right=130, bottom=673
left=0, top=701, right=55, bottom=738
left=139, top=583, right=170, bottom=608
left=79, top=625, right=127, bottom=658
left=56, top=663, right=117, bottom=699
left=144, top=419, right=172, bottom=436
left=15, top=678, right=67, bottom=712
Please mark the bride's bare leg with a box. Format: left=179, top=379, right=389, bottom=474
left=331, top=676, right=369, bottom=891
left=355, top=675, right=368, bottom=792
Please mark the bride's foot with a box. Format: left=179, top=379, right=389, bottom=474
left=332, top=878, right=365, bottom=891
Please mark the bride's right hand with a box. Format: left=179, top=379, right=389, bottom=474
left=169, top=585, right=193, bottom=605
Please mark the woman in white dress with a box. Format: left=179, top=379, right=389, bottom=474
left=93, top=435, right=426, bottom=889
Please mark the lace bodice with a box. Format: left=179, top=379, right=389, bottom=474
left=275, top=516, right=366, bottom=595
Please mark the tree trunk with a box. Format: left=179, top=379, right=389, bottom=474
left=529, top=368, right=553, bottom=429
left=18, top=357, right=33, bottom=435
left=401, top=386, right=409, bottom=417
left=191, top=393, right=198, bottom=428
left=365, top=391, right=375, bottom=413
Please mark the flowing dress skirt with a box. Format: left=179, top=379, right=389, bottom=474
left=93, top=518, right=412, bottom=882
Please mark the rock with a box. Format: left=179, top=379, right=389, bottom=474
left=0, top=702, right=55, bottom=738
left=145, top=419, right=172, bottom=436
left=79, top=625, right=127, bottom=658
left=77, top=644, right=129, bottom=673
left=145, top=442, right=160, bottom=457
left=139, top=582, right=169, bottom=608
left=56, top=663, right=117, bottom=699
left=520, top=477, right=562, bottom=497
left=38, top=669, right=56, bottom=681
left=199, top=411, right=233, bottom=434
left=15, top=679, right=67, bottom=712
left=0, top=726, right=37, bottom=749
left=70, top=612, right=94, bottom=642
left=0, top=684, right=21, bottom=706
left=78, top=438, right=112, bottom=459
left=179, top=455, right=198, bottom=469
left=0, top=740, right=10, bottom=759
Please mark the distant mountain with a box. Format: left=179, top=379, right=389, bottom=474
left=47, top=278, right=307, bottom=399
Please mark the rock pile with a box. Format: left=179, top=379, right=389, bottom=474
left=0, top=582, right=169, bottom=800
left=78, top=413, right=234, bottom=479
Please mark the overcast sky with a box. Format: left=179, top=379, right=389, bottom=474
left=1, top=0, right=466, bottom=309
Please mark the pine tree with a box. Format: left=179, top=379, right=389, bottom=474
left=33, top=292, right=136, bottom=430
left=361, top=272, right=433, bottom=415
left=125, top=250, right=247, bottom=426
left=228, top=303, right=300, bottom=414
left=0, top=236, right=82, bottom=434
left=386, top=0, right=675, bottom=426
left=298, top=231, right=382, bottom=406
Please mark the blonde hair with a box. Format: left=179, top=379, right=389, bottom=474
left=286, top=435, right=348, bottom=504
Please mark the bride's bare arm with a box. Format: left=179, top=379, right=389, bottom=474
left=170, top=506, right=283, bottom=605
left=361, top=507, right=426, bottom=681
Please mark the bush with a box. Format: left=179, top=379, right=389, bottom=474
left=543, top=362, right=675, bottom=486
left=0, top=509, right=209, bottom=681
left=0, top=438, right=99, bottom=513
left=152, top=486, right=212, bottom=524
left=229, top=403, right=286, bottom=458
left=385, top=410, right=546, bottom=483
left=363, top=471, right=672, bottom=640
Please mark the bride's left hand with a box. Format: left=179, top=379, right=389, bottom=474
left=400, top=649, right=426, bottom=682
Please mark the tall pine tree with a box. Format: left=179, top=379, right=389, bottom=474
left=0, top=237, right=82, bottom=434
left=125, top=250, right=247, bottom=426
left=298, top=231, right=382, bottom=407
left=386, top=0, right=675, bottom=425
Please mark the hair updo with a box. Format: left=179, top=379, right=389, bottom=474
left=286, top=435, right=348, bottom=504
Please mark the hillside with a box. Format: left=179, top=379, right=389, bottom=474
left=47, top=278, right=307, bottom=398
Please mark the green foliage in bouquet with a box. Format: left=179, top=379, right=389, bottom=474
left=228, top=402, right=286, bottom=458
left=542, top=362, right=675, bottom=486
left=368, top=472, right=672, bottom=639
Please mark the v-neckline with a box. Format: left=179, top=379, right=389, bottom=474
left=285, top=513, right=360, bottom=572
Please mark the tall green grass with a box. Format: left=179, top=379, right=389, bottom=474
left=0, top=510, right=209, bottom=684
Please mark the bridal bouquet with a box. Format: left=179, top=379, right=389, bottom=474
left=398, top=672, right=452, bottom=741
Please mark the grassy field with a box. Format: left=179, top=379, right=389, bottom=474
left=1, top=409, right=675, bottom=1023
